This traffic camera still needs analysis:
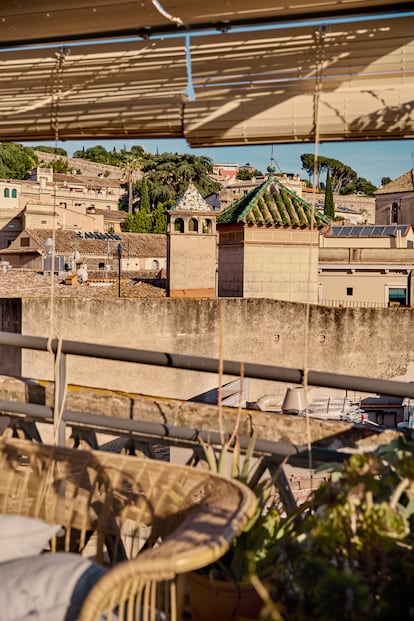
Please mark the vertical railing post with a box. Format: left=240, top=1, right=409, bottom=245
left=54, top=350, right=67, bottom=446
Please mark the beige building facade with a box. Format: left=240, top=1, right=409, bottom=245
left=217, top=176, right=329, bottom=303
left=375, top=169, right=414, bottom=226
left=219, top=225, right=320, bottom=302
left=319, top=224, right=414, bottom=307
left=0, top=167, right=124, bottom=250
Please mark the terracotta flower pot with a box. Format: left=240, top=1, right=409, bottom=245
left=187, top=571, right=263, bottom=621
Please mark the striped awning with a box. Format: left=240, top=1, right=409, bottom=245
left=0, top=5, right=412, bottom=145
left=185, top=17, right=414, bottom=145
left=0, top=1, right=412, bottom=46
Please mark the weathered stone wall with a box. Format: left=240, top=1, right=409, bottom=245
left=0, top=298, right=21, bottom=376
left=19, top=297, right=414, bottom=403
left=168, top=233, right=216, bottom=296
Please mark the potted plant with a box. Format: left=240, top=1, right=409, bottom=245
left=259, top=435, right=414, bottom=621
left=187, top=432, right=282, bottom=621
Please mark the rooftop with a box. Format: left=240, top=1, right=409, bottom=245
left=0, top=270, right=166, bottom=298
left=171, top=182, right=214, bottom=212
left=1, top=229, right=166, bottom=258
left=218, top=176, right=330, bottom=228
left=325, top=224, right=411, bottom=238
left=375, top=169, right=414, bottom=194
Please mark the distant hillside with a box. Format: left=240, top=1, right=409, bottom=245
left=34, top=150, right=127, bottom=180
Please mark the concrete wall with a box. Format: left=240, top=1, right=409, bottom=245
left=305, top=192, right=376, bottom=223
left=319, top=271, right=409, bottom=306
left=0, top=298, right=21, bottom=375
left=218, top=226, right=319, bottom=303
left=376, top=191, right=414, bottom=226
left=19, top=297, right=414, bottom=404
left=167, top=233, right=216, bottom=297
left=243, top=244, right=318, bottom=302
left=218, top=228, right=244, bottom=296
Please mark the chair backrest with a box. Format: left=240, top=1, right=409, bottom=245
left=0, top=438, right=257, bottom=620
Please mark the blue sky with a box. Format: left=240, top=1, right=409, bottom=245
left=35, top=137, right=414, bottom=188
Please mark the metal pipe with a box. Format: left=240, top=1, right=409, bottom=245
left=1, top=330, right=414, bottom=399
left=0, top=403, right=348, bottom=464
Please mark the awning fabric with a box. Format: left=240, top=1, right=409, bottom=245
left=0, top=39, right=187, bottom=140
left=0, top=6, right=412, bottom=145
left=185, top=17, right=414, bottom=145
left=0, top=1, right=412, bottom=45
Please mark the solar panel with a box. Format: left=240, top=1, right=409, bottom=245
left=360, top=226, right=374, bottom=236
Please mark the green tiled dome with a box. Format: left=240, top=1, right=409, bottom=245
left=218, top=176, right=330, bottom=228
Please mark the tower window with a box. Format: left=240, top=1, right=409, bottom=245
left=174, top=218, right=184, bottom=233
left=346, top=287, right=353, bottom=296
left=189, top=218, right=199, bottom=232
left=391, top=202, right=399, bottom=223
left=203, top=219, right=212, bottom=234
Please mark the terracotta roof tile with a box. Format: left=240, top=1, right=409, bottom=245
left=218, top=176, right=330, bottom=228
left=375, top=170, right=414, bottom=194
left=2, top=229, right=166, bottom=258
left=53, top=173, right=123, bottom=189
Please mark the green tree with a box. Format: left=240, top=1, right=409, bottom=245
left=381, top=176, right=392, bottom=186
left=0, top=143, right=38, bottom=179
left=355, top=177, right=377, bottom=196
left=134, top=209, right=152, bottom=232
left=44, top=158, right=71, bottom=173
left=301, top=153, right=323, bottom=187
left=301, top=153, right=358, bottom=193
left=151, top=202, right=169, bottom=233
left=324, top=169, right=335, bottom=219
left=73, top=145, right=111, bottom=163
left=139, top=176, right=150, bottom=214
left=236, top=169, right=253, bottom=180
left=120, top=154, right=141, bottom=215
left=35, top=146, right=68, bottom=157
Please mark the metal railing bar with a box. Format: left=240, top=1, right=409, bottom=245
left=0, top=403, right=349, bottom=464
left=0, top=400, right=52, bottom=419
left=1, top=330, right=413, bottom=399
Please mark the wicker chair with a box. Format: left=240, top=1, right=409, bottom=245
left=0, top=437, right=256, bottom=621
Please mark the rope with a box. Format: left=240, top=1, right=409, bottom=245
left=303, top=24, right=327, bottom=492
left=48, top=47, right=70, bottom=446
left=53, top=337, right=68, bottom=445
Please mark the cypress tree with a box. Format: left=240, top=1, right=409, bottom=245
left=324, top=169, right=335, bottom=220
left=140, top=176, right=150, bottom=213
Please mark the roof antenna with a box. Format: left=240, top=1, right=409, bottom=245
left=267, top=145, right=276, bottom=174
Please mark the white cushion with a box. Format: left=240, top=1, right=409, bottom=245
left=0, top=553, right=106, bottom=621
left=0, top=515, right=63, bottom=562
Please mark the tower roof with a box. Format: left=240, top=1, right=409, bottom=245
left=218, top=176, right=330, bottom=229
left=375, top=169, right=414, bottom=194
left=171, top=181, right=214, bottom=212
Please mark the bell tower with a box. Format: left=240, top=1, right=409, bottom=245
left=167, top=182, right=217, bottom=297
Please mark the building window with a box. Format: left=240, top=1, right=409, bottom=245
left=21, top=237, right=30, bottom=247
left=346, top=287, right=353, bottom=296
left=388, top=287, right=407, bottom=307
left=391, top=202, right=399, bottom=223
left=11, top=189, right=17, bottom=198
left=174, top=218, right=184, bottom=233
left=202, top=219, right=212, bottom=234
left=189, top=218, right=199, bottom=232
left=6, top=240, right=13, bottom=247
left=3, top=188, right=9, bottom=198
left=152, top=259, right=159, bottom=270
